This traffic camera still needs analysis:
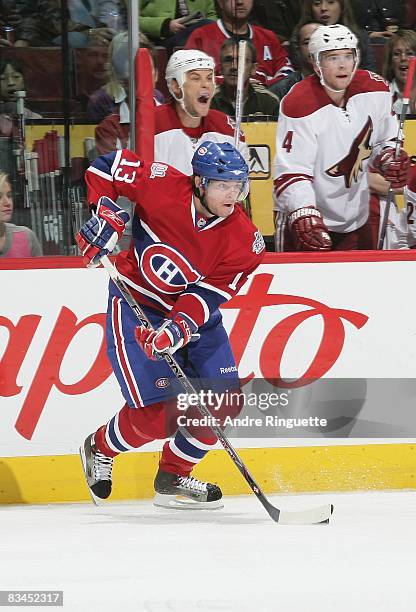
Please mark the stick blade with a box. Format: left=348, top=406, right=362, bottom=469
left=278, top=503, right=334, bottom=525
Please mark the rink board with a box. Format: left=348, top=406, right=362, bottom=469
left=24, top=118, right=416, bottom=236
left=1, top=443, right=416, bottom=504
left=2, top=252, right=416, bottom=503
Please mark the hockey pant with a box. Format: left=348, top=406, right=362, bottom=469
left=95, top=286, right=242, bottom=476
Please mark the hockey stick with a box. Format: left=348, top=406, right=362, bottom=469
left=100, top=255, right=333, bottom=525
left=377, top=56, right=416, bottom=250
left=234, top=41, right=252, bottom=219
left=234, top=40, right=246, bottom=149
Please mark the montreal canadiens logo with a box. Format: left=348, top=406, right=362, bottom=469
left=155, top=378, right=170, bottom=389
left=141, top=244, right=201, bottom=294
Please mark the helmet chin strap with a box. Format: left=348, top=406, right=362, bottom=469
left=319, top=76, right=347, bottom=93
left=171, top=88, right=203, bottom=120
left=315, top=58, right=359, bottom=94
left=192, top=181, right=216, bottom=217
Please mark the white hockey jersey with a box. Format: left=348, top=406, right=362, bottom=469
left=273, top=70, right=399, bottom=233
left=373, top=192, right=408, bottom=250
left=154, top=103, right=248, bottom=175
left=404, top=168, right=416, bottom=248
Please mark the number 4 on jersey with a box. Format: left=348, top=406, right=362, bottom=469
left=282, top=130, right=294, bottom=153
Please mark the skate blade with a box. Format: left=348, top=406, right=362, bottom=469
left=79, top=444, right=104, bottom=507
left=153, top=493, right=224, bottom=510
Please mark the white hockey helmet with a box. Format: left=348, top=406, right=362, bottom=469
left=309, top=24, right=360, bottom=92
left=309, top=24, right=358, bottom=64
left=165, top=49, right=215, bottom=92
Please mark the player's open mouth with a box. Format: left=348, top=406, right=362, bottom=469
left=197, top=95, right=210, bottom=104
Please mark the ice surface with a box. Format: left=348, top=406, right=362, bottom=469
left=0, top=491, right=414, bottom=612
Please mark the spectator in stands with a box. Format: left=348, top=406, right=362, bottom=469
left=95, top=35, right=161, bottom=153
left=0, top=58, right=42, bottom=136
left=140, top=0, right=217, bottom=54
left=43, top=0, right=125, bottom=48
left=0, top=0, right=47, bottom=47
left=299, top=0, right=377, bottom=72
left=184, top=0, right=294, bottom=87
left=79, top=44, right=109, bottom=97
left=0, top=171, right=42, bottom=257
left=95, top=0, right=126, bottom=29
left=211, top=39, right=279, bottom=117
left=271, top=21, right=320, bottom=102
left=383, top=30, right=416, bottom=116
left=88, top=32, right=163, bottom=124
left=366, top=31, right=415, bottom=250
left=406, top=1, right=416, bottom=30
left=250, top=0, right=302, bottom=45
left=350, top=0, right=406, bottom=39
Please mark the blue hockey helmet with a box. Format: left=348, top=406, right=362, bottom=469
left=192, top=141, right=249, bottom=182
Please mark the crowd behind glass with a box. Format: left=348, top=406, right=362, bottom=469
left=0, top=0, right=415, bottom=256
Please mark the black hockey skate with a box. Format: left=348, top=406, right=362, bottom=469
left=154, top=469, right=223, bottom=509
left=80, top=433, right=113, bottom=504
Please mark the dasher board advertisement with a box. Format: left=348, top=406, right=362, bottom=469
left=1, top=251, right=416, bottom=457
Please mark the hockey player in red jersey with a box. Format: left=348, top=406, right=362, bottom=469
left=273, top=24, right=411, bottom=252
left=155, top=49, right=247, bottom=174
left=77, top=141, right=265, bottom=508
left=184, top=0, right=293, bottom=87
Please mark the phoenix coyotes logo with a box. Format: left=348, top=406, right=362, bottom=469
left=326, top=117, right=373, bottom=188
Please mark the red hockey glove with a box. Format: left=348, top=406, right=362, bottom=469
left=371, top=148, right=411, bottom=189
left=76, top=196, right=129, bottom=267
left=288, top=207, right=332, bottom=251
left=135, top=313, right=199, bottom=361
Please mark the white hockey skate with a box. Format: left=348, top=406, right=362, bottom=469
left=154, top=469, right=224, bottom=510
left=80, top=433, right=113, bottom=504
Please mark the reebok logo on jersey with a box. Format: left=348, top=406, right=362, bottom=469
left=219, top=366, right=237, bottom=373
left=326, top=117, right=373, bottom=188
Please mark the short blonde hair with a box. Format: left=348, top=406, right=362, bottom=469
left=0, top=171, right=10, bottom=192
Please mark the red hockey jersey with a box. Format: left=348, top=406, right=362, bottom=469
left=184, top=20, right=293, bottom=86
left=85, top=149, right=265, bottom=328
